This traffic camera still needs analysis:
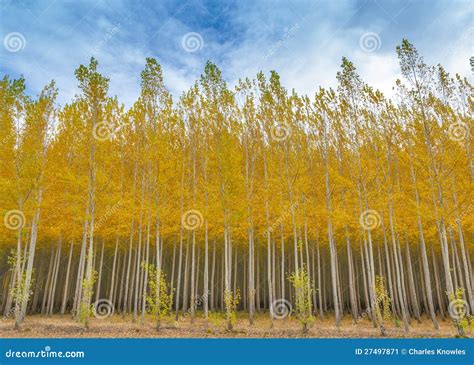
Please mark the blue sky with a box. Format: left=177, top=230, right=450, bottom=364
left=0, top=0, right=473, bottom=107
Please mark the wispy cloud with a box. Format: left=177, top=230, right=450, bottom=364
left=0, top=0, right=472, bottom=107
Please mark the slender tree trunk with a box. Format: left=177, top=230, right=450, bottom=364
left=60, top=242, right=74, bottom=314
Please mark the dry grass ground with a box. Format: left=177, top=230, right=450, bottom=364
left=0, top=313, right=466, bottom=338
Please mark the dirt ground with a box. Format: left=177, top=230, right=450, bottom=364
left=0, top=313, right=466, bottom=338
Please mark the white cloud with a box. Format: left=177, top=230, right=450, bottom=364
left=1, top=0, right=472, bottom=108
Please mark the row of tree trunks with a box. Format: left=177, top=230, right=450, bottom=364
left=4, top=225, right=470, bottom=331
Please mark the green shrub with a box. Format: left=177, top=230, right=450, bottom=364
left=448, top=287, right=473, bottom=337
left=373, top=275, right=391, bottom=336
left=142, top=262, right=173, bottom=330
left=224, top=289, right=240, bottom=331
left=288, top=266, right=314, bottom=333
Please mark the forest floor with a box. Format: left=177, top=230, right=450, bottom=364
left=0, top=313, right=467, bottom=338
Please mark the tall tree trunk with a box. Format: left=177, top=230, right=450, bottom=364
left=60, top=242, right=74, bottom=314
